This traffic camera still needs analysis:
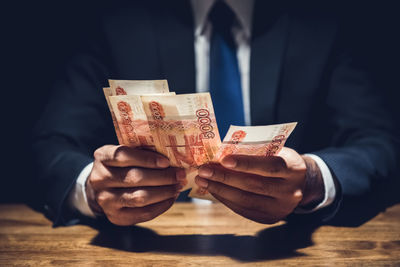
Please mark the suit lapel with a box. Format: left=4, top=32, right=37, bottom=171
left=154, top=0, right=196, bottom=95
left=250, top=1, right=289, bottom=125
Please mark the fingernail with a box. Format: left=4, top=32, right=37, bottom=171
left=157, top=157, right=169, bottom=168
left=221, top=157, right=237, bottom=168
left=176, top=169, right=187, bottom=181
left=198, top=166, right=214, bottom=178
left=196, top=177, right=209, bottom=188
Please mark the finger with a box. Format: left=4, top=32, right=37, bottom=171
left=95, top=185, right=180, bottom=212
left=115, top=184, right=181, bottom=208
left=220, top=155, right=289, bottom=177
left=198, top=164, right=286, bottom=197
left=195, top=176, right=276, bottom=212
left=213, top=194, right=281, bottom=224
left=94, top=145, right=169, bottom=168
left=107, top=197, right=176, bottom=226
left=98, top=166, right=186, bottom=188
left=94, top=190, right=115, bottom=211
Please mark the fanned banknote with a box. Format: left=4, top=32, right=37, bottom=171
left=108, top=95, right=155, bottom=148
left=104, top=79, right=173, bottom=146
left=108, top=79, right=169, bottom=95
left=108, top=93, right=176, bottom=147
left=103, top=87, right=124, bottom=144
left=215, top=123, right=297, bottom=160
left=103, top=79, right=297, bottom=201
left=189, top=123, right=297, bottom=200
left=140, top=93, right=221, bottom=191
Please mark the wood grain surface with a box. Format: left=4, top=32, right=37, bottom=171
left=0, top=203, right=399, bottom=266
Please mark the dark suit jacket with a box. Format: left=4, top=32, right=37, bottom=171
left=32, top=0, right=399, bottom=226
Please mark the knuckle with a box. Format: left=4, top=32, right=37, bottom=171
left=113, top=146, right=127, bottom=162
left=93, top=148, right=103, bottom=160
left=95, top=191, right=109, bottom=207
left=88, top=167, right=112, bottom=189
left=127, top=168, right=144, bottom=184
left=123, top=190, right=147, bottom=207
left=132, top=192, right=147, bottom=207
left=94, top=145, right=114, bottom=162
left=88, top=170, right=102, bottom=184
left=293, top=189, right=303, bottom=201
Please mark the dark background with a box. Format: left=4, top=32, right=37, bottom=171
left=2, top=1, right=399, bottom=204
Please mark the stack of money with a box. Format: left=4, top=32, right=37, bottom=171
left=103, top=79, right=297, bottom=200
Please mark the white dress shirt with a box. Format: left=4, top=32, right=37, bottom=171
left=68, top=0, right=336, bottom=218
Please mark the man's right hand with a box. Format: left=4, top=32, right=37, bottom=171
left=85, top=145, right=186, bottom=226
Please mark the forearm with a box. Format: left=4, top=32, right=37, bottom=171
left=32, top=137, right=93, bottom=226
left=313, top=134, right=399, bottom=197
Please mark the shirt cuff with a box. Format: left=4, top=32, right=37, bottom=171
left=294, top=154, right=336, bottom=214
left=67, top=162, right=96, bottom=218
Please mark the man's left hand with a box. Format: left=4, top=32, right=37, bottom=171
left=194, top=147, right=324, bottom=224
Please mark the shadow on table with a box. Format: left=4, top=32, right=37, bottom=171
left=88, top=176, right=400, bottom=262
left=90, top=220, right=318, bottom=262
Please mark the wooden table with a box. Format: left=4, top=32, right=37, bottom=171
left=0, top=203, right=399, bottom=266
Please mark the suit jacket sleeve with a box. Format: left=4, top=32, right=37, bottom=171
left=32, top=27, right=115, bottom=226
left=309, top=46, right=399, bottom=221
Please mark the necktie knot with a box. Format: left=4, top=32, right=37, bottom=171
left=209, top=1, right=236, bottom=37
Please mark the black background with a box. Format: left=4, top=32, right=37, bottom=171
left=1, top=1, right=399, bottom=204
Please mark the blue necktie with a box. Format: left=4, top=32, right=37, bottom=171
left=209, top=1, right=245, bottom=138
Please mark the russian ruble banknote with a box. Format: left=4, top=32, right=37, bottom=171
left=189, top=123, right=297, bottom=200
left=103, top=79, right=297, bottom=200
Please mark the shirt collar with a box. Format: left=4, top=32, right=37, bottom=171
left=191, top=0, right=254, bottom=38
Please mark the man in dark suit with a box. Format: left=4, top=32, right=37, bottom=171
left=32, top=0, right=399, bottom=226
